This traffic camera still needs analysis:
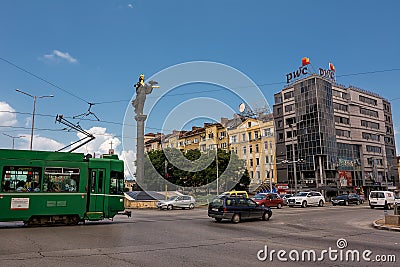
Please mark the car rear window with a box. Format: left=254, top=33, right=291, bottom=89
left=210, top=198, right=223, bottom=207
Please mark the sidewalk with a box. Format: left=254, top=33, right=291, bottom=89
left=373, top=218, right=400, bottom=232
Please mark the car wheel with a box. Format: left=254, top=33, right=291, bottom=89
left=344, top=201, right=348, bottom=206
left=356, top=200, right=360, bottom=205
left=370, top=205, right=374, bottom=209
left=215, top=218, right=222, bottom=223
left=262, top=212, right=270, bottom=221
left=332, top=203, right=336, bottom=206
left=231, top=213, right=241, bottom=223
left=189, top=203, right=195, bottom=209
left=301, top=201, right=307, bottom=208
left=277, top=203, right=282, bottom=209
left=318, top=200, right=324, bottom=207
left=167, top=205, right=173, bottom=210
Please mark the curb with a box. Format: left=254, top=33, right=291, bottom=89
left=372, top=219, right=400, bottom=232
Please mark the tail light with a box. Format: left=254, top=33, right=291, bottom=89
left=223, top=207, right=227, bottom=212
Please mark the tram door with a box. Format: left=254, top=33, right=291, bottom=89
left=87, top=169, right=106, bottom=213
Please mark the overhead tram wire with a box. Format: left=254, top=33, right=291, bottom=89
left=0, top=57, right=89, bottom=104
left=3, top=56, right=400, bottom=104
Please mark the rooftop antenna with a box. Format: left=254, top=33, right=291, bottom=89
left=55, top=114, right=95, bottom=152
left=73, top=102, right=100, bottom=121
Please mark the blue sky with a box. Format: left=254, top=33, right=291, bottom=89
left=1, top=1, right=400, bottom=177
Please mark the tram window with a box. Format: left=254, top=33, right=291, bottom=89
left=110, top=171, right=124, bottom=194
left=43, top=167, right=80, bottom=192
left=1, top=166, right=42, bottom=192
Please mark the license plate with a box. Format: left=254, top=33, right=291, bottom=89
left=212, top=208, right=218, bottom=211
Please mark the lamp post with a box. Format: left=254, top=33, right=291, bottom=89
left=380, top=135, right=389, bottom=190
left=2, top=133, right=25, bottom=149
left=16, top=89, right=54, bottom=150
left=215, top=144, right=219, bottom=195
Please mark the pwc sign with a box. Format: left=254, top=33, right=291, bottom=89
left=286, top=66, right=308, bottom=83
left=285, top=58, right=336, bottom=83
left=286, top=57, right=310, bottom=83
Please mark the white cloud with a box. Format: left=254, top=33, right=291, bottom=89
left=0, top=101, right=17, bottom=126
left=43, top=50, right=78, bottom=64
left=128, top=4, right=133, bottom=9
left=121, top=149, right=136, bottom=179
left=15, top=135, right=65, bottom=151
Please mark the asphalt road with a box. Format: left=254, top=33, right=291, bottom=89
left=0, top=203, right=398, bottom=267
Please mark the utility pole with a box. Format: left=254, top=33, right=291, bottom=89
left=291, top=124, right=298, bottom=194
left=16, top=89, right=53, bottom=150
left=2, top=133, right=25, bottom=149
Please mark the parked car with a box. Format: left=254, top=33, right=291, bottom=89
left=157, top=195, right=196, bottom=210
left=356, top=194, right=365, bottom=204
left=394, top=195, right=400, bottom=205
left=252, top=193, right=284, bottom=208
left=280, top=194, right=294, bottom=205
left=369, top=191, right=395, bottom=209
left=332, top=193, right=362, bottom=206
left=287, top=191, right=325, bottom=208
left=208, top=196, right=272, bottom=223
left=219, top=190, right=248, bottom=198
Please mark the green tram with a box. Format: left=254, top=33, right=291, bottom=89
left=0, top=149, right=131, bottom=225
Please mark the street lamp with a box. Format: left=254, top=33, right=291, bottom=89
left=2, top=133, right=25, bottom=149
left=16, top=89, right=54, bottom=150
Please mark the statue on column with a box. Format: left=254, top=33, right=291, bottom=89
left=132, top=74, right=159, bottom=116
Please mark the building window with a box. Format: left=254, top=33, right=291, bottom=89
left=361, top=120, right=380, bottom=129
left=360, top=107, right=378, bottom=118
left=242, top=133, right=246, bottom=141
left=284, top=91, right=294, bottom=100
left=264, top=128, right=272, bottom=137
left=254, top=131, right=259, bottom=139
left=334, top=116, right=350, bottom=125
left=250, top=159, right=253, bottom=166
left=248, top=132, right=252, bottom=140
left=336, top=129, right=351, bottom=138
left=248, top=122, right=252, bottom=127
left=231, top=135, right=237, bottom=143
left=243, top=146, right=246, bottom=155
left=362, top=132, right=380, bottom=141
left=284, top=104, right=294, bottom=112
left=249, top=145, right=253, bottom=153
left=221, top=143, right=227, bottom=149
left=333, top=103, right=348, bottom=112
left=359, top=95, right=377, bottom=106
left=255, top=144, right=259, bottom=153
left=256, top=158, right=260, bottom=166
left=366, top=145, right=381, bottom=153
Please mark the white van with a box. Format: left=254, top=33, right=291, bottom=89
left=369, top=191, right=395, bottom=209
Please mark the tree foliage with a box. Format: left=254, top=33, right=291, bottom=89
left=142, top=148, right=250, bottom=191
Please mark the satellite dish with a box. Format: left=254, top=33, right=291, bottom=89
left=238, top=103, right=246, bottom=113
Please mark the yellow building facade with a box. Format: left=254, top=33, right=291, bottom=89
left=227, top=115, right=276, bottom=191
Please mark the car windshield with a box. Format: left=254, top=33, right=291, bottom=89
left=167, top=196, right=178, bottom=201
left=295, top=192, right=308, bottom=197
left=335, top=195, right=348, bottom=199
left=254, top=194, right=266, bottom=200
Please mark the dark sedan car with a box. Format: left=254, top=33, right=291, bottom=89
left=208, top=196, right=272, bottom=223
left=332, top=193, right=362, bottom=206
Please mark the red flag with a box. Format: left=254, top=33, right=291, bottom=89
left=302, top=57, right=310, bottom=66
left=329, top=62, right=336, bottom=72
